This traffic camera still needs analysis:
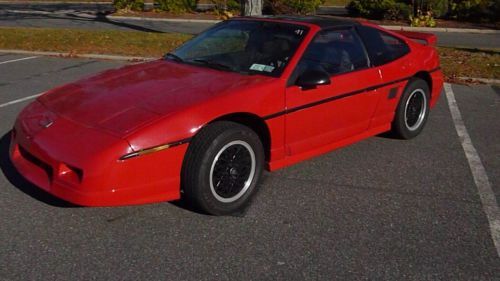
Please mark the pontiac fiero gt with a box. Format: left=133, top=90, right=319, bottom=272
left=10, top=16, right=444, bottom=215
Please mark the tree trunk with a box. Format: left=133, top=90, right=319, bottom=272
left=240, top=0, right=263, bottom=16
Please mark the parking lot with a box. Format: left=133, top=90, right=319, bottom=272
left=0, top=53, right=499, bottom=280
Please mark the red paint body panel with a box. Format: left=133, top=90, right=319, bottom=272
left=285, top=68, right=382, bottom=156
left=10, top=17, right=443, bottom=206
left=10, top=100, right=186, bottom=205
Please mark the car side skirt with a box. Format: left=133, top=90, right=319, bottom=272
left=267, top=123, right=390, bottom=171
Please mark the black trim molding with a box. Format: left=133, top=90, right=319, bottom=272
left=264, top=76, right=410, bottom=120
left=263, top=67, right=441, bottom=121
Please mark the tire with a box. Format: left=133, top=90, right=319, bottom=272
left=391, top=78, right=430, bottom=139
left=181, top=121, right=264, bottom=216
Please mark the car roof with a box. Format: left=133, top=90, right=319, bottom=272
left=238, top=15, right=360, bottom=29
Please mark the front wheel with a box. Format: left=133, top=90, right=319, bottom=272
left=391, top=78, right=430, bottom=139
left=181, top=121, right=264, bottom=215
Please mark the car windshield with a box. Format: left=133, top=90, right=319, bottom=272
left=166, top=20, right=309, bottom=77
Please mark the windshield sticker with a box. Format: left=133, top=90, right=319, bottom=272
left=250, top=64, right=275, bottom=73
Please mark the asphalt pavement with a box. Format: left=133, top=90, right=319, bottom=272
left=0, top=6, right=499, bottom=49
left=0, top=54, right=499, bottom=280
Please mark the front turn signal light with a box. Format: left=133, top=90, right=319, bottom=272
left=119, top=138, right=191, bottom=161
left=119, top=144, right=171, bottom=160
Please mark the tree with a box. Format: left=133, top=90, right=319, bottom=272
left=240, top=0, right=263, bottom=15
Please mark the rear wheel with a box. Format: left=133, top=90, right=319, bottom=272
left=181, top=121, right=264, bottom=215
left=391, top=78, right=430, bottom=139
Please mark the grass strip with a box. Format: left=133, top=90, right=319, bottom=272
left=0, top=27, right=498, bottom=80
left=0, top=27, right=192, bottom=57
left=438, top=47, right=499, bottom=80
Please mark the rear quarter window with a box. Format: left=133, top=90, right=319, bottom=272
left=356, top=26, right=410, bottom=66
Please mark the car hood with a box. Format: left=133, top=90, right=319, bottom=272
left=38, top=60, right=272, bottom=137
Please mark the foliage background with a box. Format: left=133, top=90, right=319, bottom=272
left=347, top=0, right=499, bottom=22
left=263, top=0, right=325, bottom=14
left=112, top=0, right=499, bottom=23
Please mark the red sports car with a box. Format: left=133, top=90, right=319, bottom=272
left=10, top=16, right=443, bottom=215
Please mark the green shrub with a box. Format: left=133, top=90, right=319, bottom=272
left=424, top=0, right=448, bottom=18
left=409, top=10, right=436, bottom=26
left=495, top=0, right=500, bottom=21
left=154, top=0, right=196, bottom=13
left=264, top=0, right=325, bottom=15
left=347, top=0, right=405, bottom=19
left=113, top=0, right=144, bottom=11
left=348, top=0, right=498, bottom=22
left=386, top=2, right=410, bottom=20
left=450, top=0, right=498, bottom=21
left=409, top=0, right=446, bottom=20
left=211, top=0, right=240, bottom=11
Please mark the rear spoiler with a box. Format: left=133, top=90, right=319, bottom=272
left=393, top=30, right=437, bottom=46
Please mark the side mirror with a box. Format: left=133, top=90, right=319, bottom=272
left=296, top=70, right=331, bottom=89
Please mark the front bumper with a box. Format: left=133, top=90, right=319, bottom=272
left=9, top=120, right=187, bottom=206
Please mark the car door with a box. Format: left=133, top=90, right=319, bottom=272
left=284, top=28, right=383, bottom=156
left=356, top=25, right=412, bottom=128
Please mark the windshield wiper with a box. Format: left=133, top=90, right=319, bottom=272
left=165, top=52, right=184, bottom=62
left=190, top=58, right=234, bottom=72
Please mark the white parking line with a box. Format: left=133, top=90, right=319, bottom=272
left=444, top=83, right=500, bottom=257
left=0, top=56, right=38, bottom=65
left=0, top=93, right=44, bottom=109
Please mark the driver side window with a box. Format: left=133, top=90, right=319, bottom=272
left=294, top=28, right=369, bottom=80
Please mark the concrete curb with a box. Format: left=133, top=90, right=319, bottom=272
left=107, top=16, right=500, bottom=34
left=0, top=49, right=155, bottom=61
left=107, top=16, right=499, bottom=34
left=107, top=15, right=221, bottom=24
left=4, top=9, right=97, bottom=17
left=382, top=25, right=500, bottom=34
